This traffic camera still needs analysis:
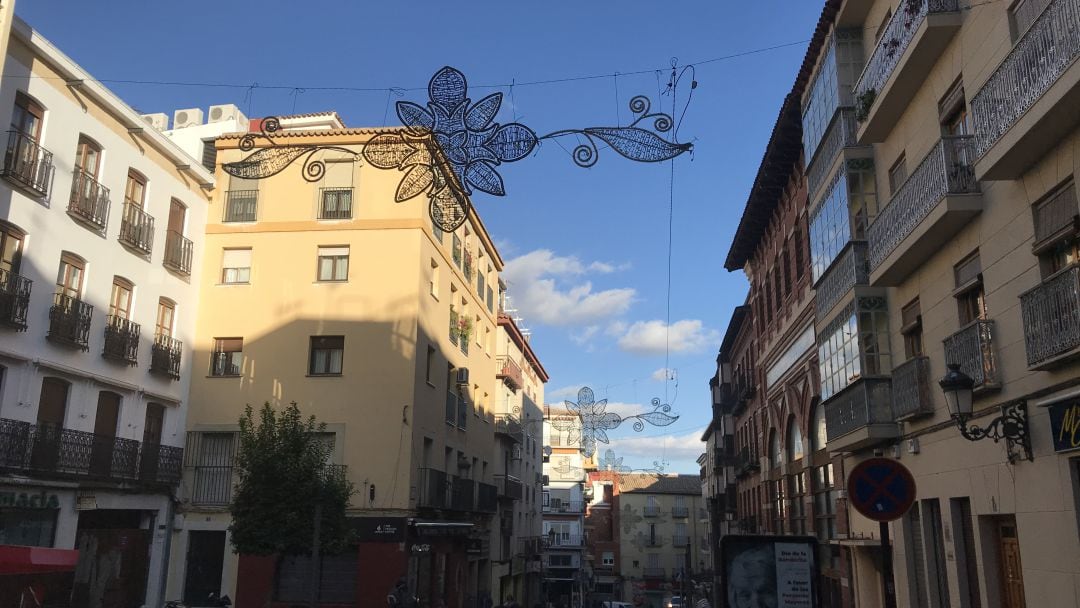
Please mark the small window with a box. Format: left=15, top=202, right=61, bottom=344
left=124, top=170, right=147, bottom=208
left=954, top=252, right=986, bottom=325
left=430, top=259, right=439, bottom=298
left=426, top=345, right=436, bottom=384
left=793, top=226, right=805, bottom=279
left=888, top=154, right=908, bottom=195
left=222, top=248, right=252, bottom=284
left=782, top=247, right=792, bottom=295
left=56, top=253, right=85, bottom=300
left=319, top=188, right=353, bottom=220
left=602, top=551, right=615, bottom=566
left=309, top=336, right=344, bottom=376
left=156, top=298, right=176, bottom=338
left=317, top=246, right=349, bottom=282
left=211, top=338, right=243, bottom=377
left=109, top=277, right=134, bottom=319
left=201, top=139, right=217, bottom=172
left=901, top=298, right=924, bottom=359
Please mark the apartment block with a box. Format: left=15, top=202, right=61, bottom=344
left=0, top=16, right=213, bottom=608
left=542, top=408, right=589, bottom=607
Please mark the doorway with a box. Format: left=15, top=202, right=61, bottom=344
left=89, top=392, right=120, bottom=477
left=139, top=403, right=165, bottom=481
left=32, top=377, right=69, bottom=471
left=71, top=510, right=150, bottom=608
left=183, top=530, right=226, bottom=604
left=997, top=516, right=1027, bottom=608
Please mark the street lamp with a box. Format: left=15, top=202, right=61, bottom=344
left=938, top=363, right=1032, bottom=462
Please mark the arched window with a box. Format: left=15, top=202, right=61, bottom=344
left=769, top=429, right=782, bottom=469
left=786, top=416, right=804, bottom=463
left=810, top=401, right=827, bottom=453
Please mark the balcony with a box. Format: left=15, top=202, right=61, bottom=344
left=814, top=241, right=870, bottom=321
left=68, top=169, right=110, bottom=232
left=150, top=334, right=182, bottom=379
left=943, top=319, right=999, bottom=390
left=518, top=536, right=543, bottom=558
left=823, top=378, right=897, bottom=453
left=497, top=355, right=524, bottom=391
left=495, top=474, right=523, bottom=501
left=0, top=418, right=182, bottom=486
left=1021, top=267, right=1080, bottom=369
left=673, top=535, right=690, bottom=547
left=807, top=108, right=868, bottom=201
left=449, top=310, right=459, bottom=346
left=2, top=130, right=53, bottom=197
left=223, top=190, right=258, bottom=222
left=853, top=0, right=963, bottom=143
left=672, top=505, right=689, bottom=518
left=118, top=203, right=155, bottom=255
left=642, top=567, right=666, bottom=579
left=713, top=438, right=736, bottom=468
left=48, top=293, right=93, bottom=350
left=163, top=230, right=193, bottom=275
left=477, top=481, right=498, bottom=513
left=494, top=413, right=524, bottom=443
left=102, top=315, right=140, bottom=365
left=868, top=136, right=982, bottom=285
left=418, top=467, right=450, bottom=509
left=643, top=505, right=660, bottom=517
left=544, top=499, right=584, bottom=514
left=542, top=534, right=584, bottom=549
left=450, top=476, right=475, bottom=511
left=0, top=268, right=31, bottom=330
left=891, top=356, right=934, bottom=420
left=971, top=0, right=1080, bottom=180
left=734, top=448, right=760, bottom=479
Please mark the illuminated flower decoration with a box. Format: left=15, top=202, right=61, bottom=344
left=599, top=449, right=630, bottom=473
left=621, top=503, right=643, bottom=534
left=552, top=387, right=679, bottom=457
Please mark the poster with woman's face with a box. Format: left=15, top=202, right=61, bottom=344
left=720, top=536, right=818, bottom=608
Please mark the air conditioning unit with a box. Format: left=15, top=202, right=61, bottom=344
left=209, top=103, right=245, bottom=125
left=455, top=368, right=470, bottom=386
left=173, top=108, right=204, bottom=129
left=141, top=113, right=168, bottom=131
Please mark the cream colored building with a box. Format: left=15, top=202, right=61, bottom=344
left=616, top=474, right=707, bottom=608
left=164, top=125, right=514, bottom=608
left=543, top=407, right=589, bottom=607
left=798, top=0, right=1080, bottom=606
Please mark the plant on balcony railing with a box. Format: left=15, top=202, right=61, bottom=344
left=971, top=0, right=1080, bottom=157
left=1020, top=266, right=1080, bottom=367
left=456, top=316, right=472, bottom=346
left=868, top=136, right=979, bottom=271
left=103, top=315, right=140, bottom=365
left=449, top=309, right=459, bottom=344
left=163, top=230, right=194, bottom=275
left=119, top=203, right=155, bottom=255
left=68, top=169, right=110, bottom=232
left=150, top=333, right=183, bottom=379
left=2, top=130, right=53, bottom=197
left=48, top=293, right=93, bottom=350
left=943, top=319, right=998, bottom=388
left=0, top=267, right=31, bottom=330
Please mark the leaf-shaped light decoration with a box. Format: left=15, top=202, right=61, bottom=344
left=395, top=165, right=434, bottom=202
left=562, top=386, right=679, bottom=457
left=584, top=127, right=693, bottom=163
left=396, top=101, right=434, bottom=134
left=465, top=93, right=502, bottom=131
left=487, top=124, right=537, bottom=162
left=465, top=162, right=505, bottom=196
left=363, top=133, right=415, bottom=169
left=222, top=146, right=317, bottom=180
left=429, top=66, right=467, bottom=109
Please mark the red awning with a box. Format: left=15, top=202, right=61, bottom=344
left=0, top=545, right=79, bottom=575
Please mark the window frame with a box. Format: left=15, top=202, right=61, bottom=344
left=12, top=92, right=44, bottom=141
left=56, top=252, right=85, bottom=300
left=108, top=276, right=134, bottom=319
left=74, top=136, right=102, bottom=178
left=210, top=337, right=244, bottom=377
left=221, top=248, right=253, bottom=285
left=316, top=246, right=350, bottom=282
left=124, top=169, right=147, bottom=208
left=156, top=298, right=176, bottom=338
left=308, top=335, right=345, bottom=376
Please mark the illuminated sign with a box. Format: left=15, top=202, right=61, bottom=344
left=0, top=490, right=61, bottom=509
left=1048, top=399, right=1080, bottom=453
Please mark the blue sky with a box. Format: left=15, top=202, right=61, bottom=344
left=17, top=1, right=823, bottom=473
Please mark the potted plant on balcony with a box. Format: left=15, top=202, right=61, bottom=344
left=855, top=89, right=877, bottom=122
left=463, top=251, right=475, bottom=280
left=456, top=316, right=473, bottom=342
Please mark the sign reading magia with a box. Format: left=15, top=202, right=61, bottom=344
left=0, top=490, right=61, bottom=510
left=1049, top=398, right=1080, bottom=453
left=720, top=535, right=819, bottom=608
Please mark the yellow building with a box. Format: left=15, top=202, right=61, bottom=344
left=165, top=125, right=513, bottom=608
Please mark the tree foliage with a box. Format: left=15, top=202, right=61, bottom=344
left=229, top=401, right=354, bottom=556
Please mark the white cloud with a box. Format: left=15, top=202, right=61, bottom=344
left=651, top=367, right=676, bottom=382
left=608, top=429, right=708, bottom=465
left=602, top=401, right=648, bottom=418
left=502, top=250, right=635, bottom=326
left=570, top=325, right=600, bottom=346
left=606, top=321, right=627, bottom=336
left=616, top=319, right=720, bottom=355
left=549, top=385, right=587, bottom=400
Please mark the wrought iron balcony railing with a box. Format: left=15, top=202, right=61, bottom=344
left=495, top=474, right=523, bottom=500
left=0, top=418, right=183, bottom=486
left=518, top=536, right=543, bottom=557
left=823, top=378, right=894, bottom=442
left=494, top=413, right=524, bottom=443
left=118, top=203, right=155, bottom=255
left=477, top=481, right=498, bottom=513
left=735, top=447, right=760, bottom=478
left=150, top=333, right=183, bottom=379
left=542, top=534, right=584, bottom=548
left=868, top=136, right=979, bottom=272
left=103, top=315, right=140, bottom=365
left=642, top=567, right=666, bottom=578
left=814, top=241, right=869, bottom=319
left=643, top=505, right=660, bottom=517
left=853, top=0, right=961, bottom=117
left=1021, top=266, right=1080, bottom=367
left=451, top=475, right=475, bottom=511
left=0, top=267, right=31, bottom=330
left=544, top=500, right=584, bottom=514
left=496, top=355, right=524, bottom=390
left=971, top=0, right=1080, bottom=158
left=2, top=130, right=53, bottom=197
left=48, top=293, right=93, bottom=350
left=807, top=108, right=860, bottom=198
left=163, top=230, right=193, bottom=275
left=672, top=505, right=689, bottom=518
left=891, top=356, right=934, bottom=420
left=68, top=169, right=110, bottom=232
left=713, top=439, right=736, bottom=468
left=223, top=190, right=258, bottom=222
left=943, top=319, right=999, bottom=389
left=418, top=467, right=450, bottom=509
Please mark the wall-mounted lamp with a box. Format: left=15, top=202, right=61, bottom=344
left=938, top=363, right=1031, bottom=462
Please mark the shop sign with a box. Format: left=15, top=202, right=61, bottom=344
left=466, top=538, right=483, bottom=554
left=1048, top=399, right=1080, bottom=453
left=76, top=495, right=97, bottom=511
left=0, top=490, right=61, bottom=510
left=353, top=517, right=406, bottom=542
left=411, top=543, right=431, bottom=554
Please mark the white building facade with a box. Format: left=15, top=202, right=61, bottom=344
left=542, top=408, right=588, bottom=607
left=0, top=17, right=212, bottom=608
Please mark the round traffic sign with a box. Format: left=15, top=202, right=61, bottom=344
left=847, top=457, right=917, bottom=522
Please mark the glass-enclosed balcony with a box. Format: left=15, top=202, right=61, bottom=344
left=853, top=0, right=963, bottom=142
left=814, top=241, right=869, bottom=321
left=971, top=0, right=1080, bottom=180
left=823, top=378, right=896, bottom=453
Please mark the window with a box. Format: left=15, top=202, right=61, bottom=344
left=319, top=188, right=353, bottom=220
left=954, top=252, right=986, bottom=325
left=810, top=404, right=828, bottom=453
left=56, top=253, right=84, bottom=300
left=430, top=259, right=439, bottom=298
left=817, top=297, right=891, bottom=400
left=786, top=416, right=804, bottom=463
left=190, top=432, right=236, bottom=505
left=156, top=298, right=175, bottom=338
left=221, top=248, right=252, bottom=284
left=452, top=233, right=462, bottom=268
left=309, top=336, right=344, bottom=375
left=0, top=223, right=25, bottom=274
left=769, top=430, right=781, bottom=469
left=602, top=551, right=615, bottom=566
left=211, top=338, right=243, bottom=376
left=782, top=247, right=792, bottom=295
left=317, top=246, right=349, bottom=282
left=0, top=507, right=56, bottom=547
left=773, top=270, right=783, bottom=310
left=1032, top=182, right=1079, bottom=277
left=201, top=139, right=217, bottom=172
left=109, top=277, right=134, bottom=319
left=426, top=346, right=436, bottom=385
left=813, top=463, right=837, bottom=540
left=793, top=226, right=805, bottom=279
left=11, top=92, right=43, bottom=140
left=809, top=170, right=853, bottom=282
left=124, top=170, right=147, bottom=208
left=787, top=472, right=807, bottom=534
left=901, top=298, right=924, bottom=359
left=801, top=38, right=839, bottom=163
left=939, top=79, right=971, bottom=136
left=888, top=154, right=908, bottom=195
left=224, top=177, right=258, bottom=222
left=75, top=136, right=101, bottom=178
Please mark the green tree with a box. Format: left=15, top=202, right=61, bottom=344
left=229, top=402, right=354, bottom=556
